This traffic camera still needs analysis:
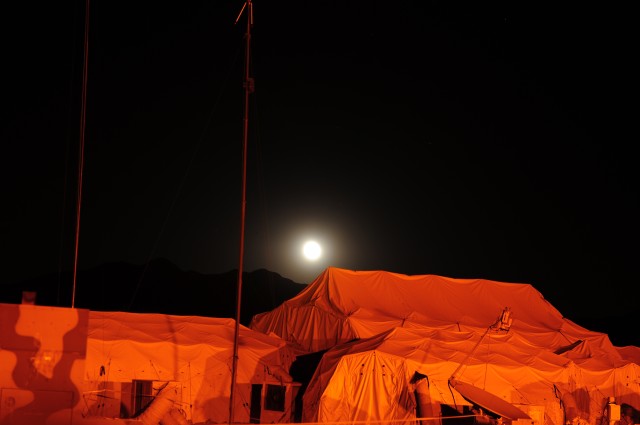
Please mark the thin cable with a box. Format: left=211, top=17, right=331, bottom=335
left=72, top=0, right=91, bottom=309
left=57, top=0, right=84, bottom=306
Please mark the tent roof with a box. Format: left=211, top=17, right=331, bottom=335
left=251, top=267, right=628, bottom=362
left=86, top=310, right=296, bottom=383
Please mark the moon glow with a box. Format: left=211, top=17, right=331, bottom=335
left=302, top=240, right=322, bottom=261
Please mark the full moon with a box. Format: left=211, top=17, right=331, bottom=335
left=302, top=240, right=322, bottom=261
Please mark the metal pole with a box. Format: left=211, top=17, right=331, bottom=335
left=229, top=1, right=253, bottom=422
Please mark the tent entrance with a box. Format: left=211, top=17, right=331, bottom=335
left=250, top=384, right=262, bottom=423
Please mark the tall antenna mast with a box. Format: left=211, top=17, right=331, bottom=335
left=229, top=0, right=253, bottom=423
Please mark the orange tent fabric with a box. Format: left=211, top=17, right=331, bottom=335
left=250, top=267, right=640, bottom=425
left=85, top=310, right=297, bottom=424
left=0, top=303, right=298, bottom=425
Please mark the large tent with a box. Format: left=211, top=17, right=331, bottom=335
left=0, top=303, right=300, bottom=425
left=250, top=267, right=640, bottom=425
left=84, top=310, right=300, bottom=424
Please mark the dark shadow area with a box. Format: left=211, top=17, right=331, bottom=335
left=0, top=303, right=88, bottom=424
left=288, top=349, right=328, bottom=422
left=1, top=259, right=306, bottom=326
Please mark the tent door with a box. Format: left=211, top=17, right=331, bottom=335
left=250, top=384, right=262, bottom=423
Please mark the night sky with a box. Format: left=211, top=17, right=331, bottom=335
left=3, top=1, right=637, bottom=324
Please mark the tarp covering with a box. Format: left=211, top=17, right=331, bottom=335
left=250, top=267, right=640, bottom=425
left=251, top=268, right=631, bottom=358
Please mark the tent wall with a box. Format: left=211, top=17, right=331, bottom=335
left=0, top=303, right=300, bottom=425
left=301, top=327, right=640, bottom=425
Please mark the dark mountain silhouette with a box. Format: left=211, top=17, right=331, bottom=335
left=1, top=259, right=636, bottom=347
left=0, top=258, right=306, bottom=326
